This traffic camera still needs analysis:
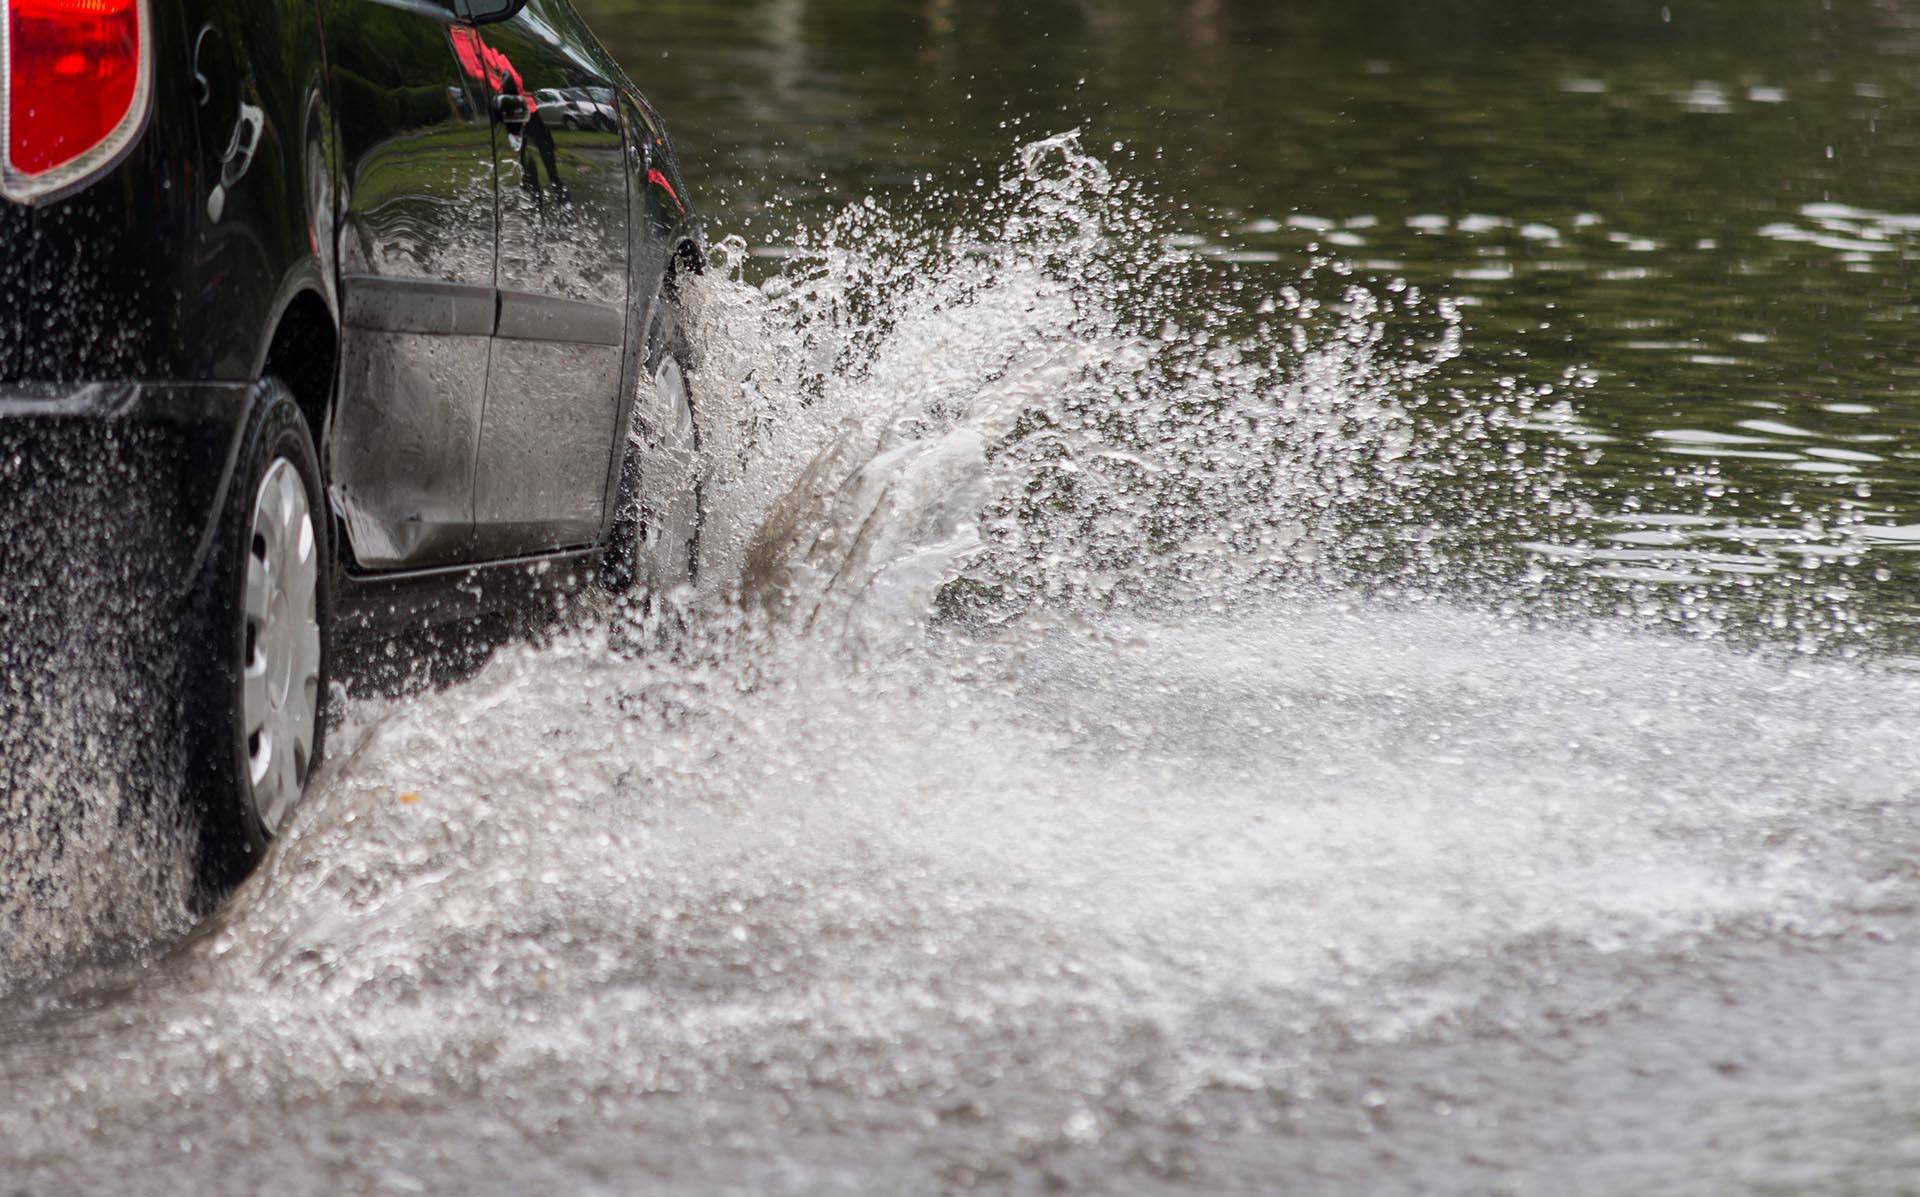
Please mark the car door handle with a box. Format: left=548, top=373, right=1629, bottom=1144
left=191, top=25, right=216, bottom=107
left=206, top=99, right=264, bottom=224
left=494, top=94, right=531, bottom=127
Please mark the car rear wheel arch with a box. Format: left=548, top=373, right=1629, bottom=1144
left=259, top=287, right=338, bottom=455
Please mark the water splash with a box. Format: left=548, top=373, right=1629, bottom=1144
left=0, top=430, right=198, bottom=992
left=688, top=130, right=1900, bottom=661
left=685, top=131, right=1505, bottom=644
left=4, top=135, right=1919, bottom=1193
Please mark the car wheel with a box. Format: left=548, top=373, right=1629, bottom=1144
left=186, top=380, right=329, bottom=890
left=563, top=114, right=580, bottom=131
left=603, top=295, right=702, bottom=596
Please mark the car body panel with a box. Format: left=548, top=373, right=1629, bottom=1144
left=2, top=0, right=335, bottom=388
left=468, top=0, right=630, bottom=558
left=0, top=204, right=31, bottom=379
left=0, top=0, right=703, bottom=639
left=323, top=0, right=497, bottom=570
left=0, top=381, right=256, bottom=602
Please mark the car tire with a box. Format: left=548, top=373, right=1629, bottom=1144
left=602, top=293, right=702, bottom=596
left=184, top=380, right=330, bottom=891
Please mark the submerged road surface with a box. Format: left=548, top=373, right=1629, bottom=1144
left=5, top=605, right=1920, bottom=1194
left=5, top=139, right=1920, bottom=1193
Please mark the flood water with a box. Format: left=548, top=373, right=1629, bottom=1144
left=6, top=1, right=1920, bottom=1193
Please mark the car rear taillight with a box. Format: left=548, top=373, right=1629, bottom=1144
left=1, top=0, right=151, bottom=204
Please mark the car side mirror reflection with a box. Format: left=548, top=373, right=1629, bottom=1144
left=458, top=0, right=526, bottom=25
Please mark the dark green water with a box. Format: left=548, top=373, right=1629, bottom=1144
left=581, top=0, right=1920, bottom=654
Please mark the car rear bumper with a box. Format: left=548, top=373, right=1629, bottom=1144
left=0, top=381, right=254, bottom=605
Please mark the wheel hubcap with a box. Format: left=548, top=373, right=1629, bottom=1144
left=242, top=458, right=321, bottom=837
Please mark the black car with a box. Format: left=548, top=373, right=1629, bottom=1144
left=0, top=0, right=704, bottom=885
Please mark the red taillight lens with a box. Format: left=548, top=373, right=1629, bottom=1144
left=4, top=0, right=146, bottom=193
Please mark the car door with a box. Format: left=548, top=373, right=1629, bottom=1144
left=466, top=0, right=630, bottom=559
left=322, top=0, right=499, bottom=570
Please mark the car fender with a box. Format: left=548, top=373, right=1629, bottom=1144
left=177, top=378, right=285, bottom=599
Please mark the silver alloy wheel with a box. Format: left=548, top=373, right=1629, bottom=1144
left=241, top=457, right=322, bottom=837
left=634, top=354, right=701, bottom=591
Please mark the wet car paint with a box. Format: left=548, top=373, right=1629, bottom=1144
left=0, top=0, right=701, bottom=627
